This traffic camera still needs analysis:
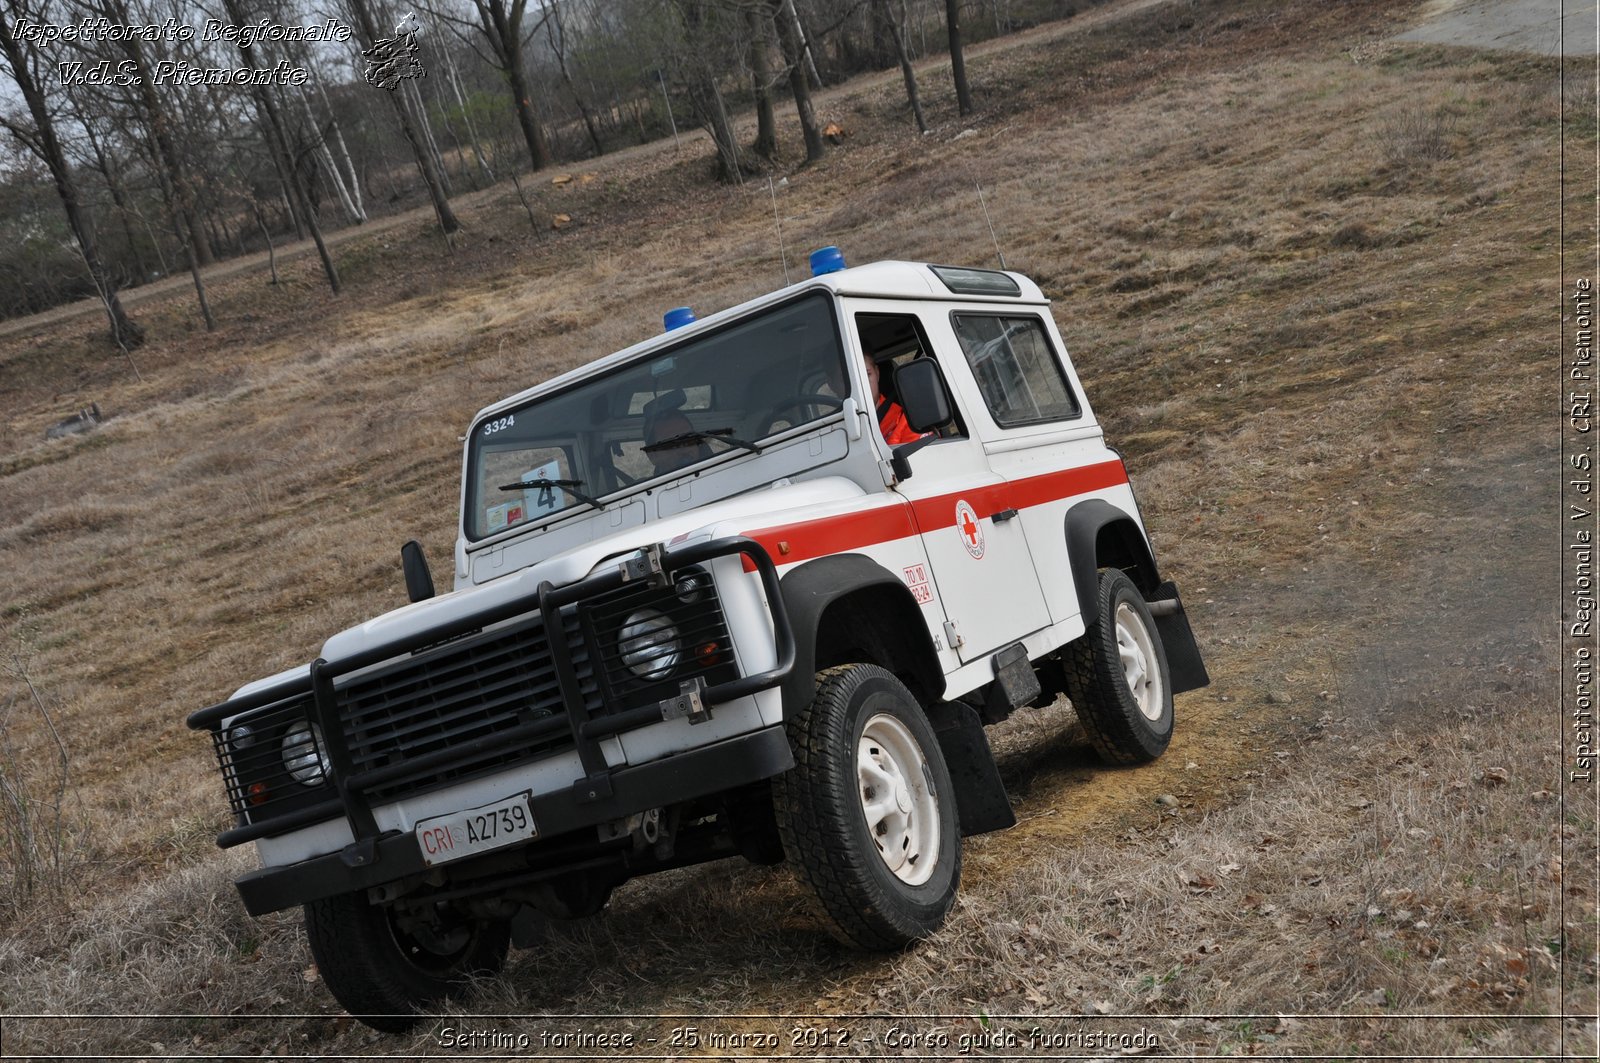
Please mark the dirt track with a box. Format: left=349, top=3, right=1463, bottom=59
left=1397, top=0, right=1599, bottom=56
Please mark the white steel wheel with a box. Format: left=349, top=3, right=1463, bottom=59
left=773, top=663, right=962, bottom=950
left=857, top=713, right=941, bottom=887
left=1114, top=600, right=1166, bottom=723
left=1062, top=569, right=1175, bottom=766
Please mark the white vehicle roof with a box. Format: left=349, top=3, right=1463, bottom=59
left=470, top=260, right=1048, bottom=425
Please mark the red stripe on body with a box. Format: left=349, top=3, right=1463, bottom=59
left=740, top=458, right=1129, bottom=570
left=742, top=504, right=919, bottom=570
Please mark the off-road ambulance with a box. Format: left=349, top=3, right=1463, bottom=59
left=189, top=248, right=1208, bottom=1029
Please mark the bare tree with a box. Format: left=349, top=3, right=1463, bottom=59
left=671, top=0, right=743, bottom=183
left=878, top=0, right=924, bottom=133
left=0, top=4, right=145, bottom=349
left=345, top=0, right=461, bottom=234
left=463, top=0, right=550, bottom=172
left=545, top=0, right=602, bottom=158
left=225, top=0, right=340, bottom=292
left=93, top=0, right=213, bottom=327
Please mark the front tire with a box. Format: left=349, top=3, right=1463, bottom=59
left=1063, top=568, right=1174, bottom=765
left=773, top=664, right=961, bottom=950
left=304, top=892, right=510, bottom=1033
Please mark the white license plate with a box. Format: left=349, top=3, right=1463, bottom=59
left=414, top=791, right=537, bottom=867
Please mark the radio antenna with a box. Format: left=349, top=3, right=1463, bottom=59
left=975, top=181, right=1006, bottom=270
left=769, top=176, right=791, bottom=285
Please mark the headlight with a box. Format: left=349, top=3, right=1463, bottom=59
left=228, top=723, right=257, bottom=751
left=282, top=721, right=330, bottom=786
left=619, top=608, right=680, bottom=680
left=674, top=568, right=710, bottom=603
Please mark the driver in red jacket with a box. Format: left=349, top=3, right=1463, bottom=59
left=862, top=352, right=924, bottom=445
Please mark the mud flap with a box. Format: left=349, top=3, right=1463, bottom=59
left=1147, top=580, right=1210, bottom=694
left=923, top=700, right=1016, bottom=837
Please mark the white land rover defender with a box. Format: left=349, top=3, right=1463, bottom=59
left=189, top=249, right=1207, bottom=1030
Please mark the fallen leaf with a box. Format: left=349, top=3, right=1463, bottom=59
left=1185, top=874, right=1219, bottom=893
left=303, top=965, right=319, bottom=983
left=551, top=173, right=573, bottom=185
left=1481, top=767, right=1509, bottom=785
left=551, top=213, right=572, bottom=229
left=1218, top=862, right=1243, bottom=875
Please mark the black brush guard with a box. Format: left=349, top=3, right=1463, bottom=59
left=187, top=536, right=795, bottom=911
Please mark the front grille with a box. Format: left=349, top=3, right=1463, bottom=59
left=337, top=610, right=598, bottom=801
left=205, top=569, right=738, bottom=837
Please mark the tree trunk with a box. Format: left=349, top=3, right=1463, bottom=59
left=773, top=0, right=824, bottom=164
left=945, top=0, right=972, bottom=115
left=293, top=79, right=363, bottom=223
left=311, top=59, right=368, bottom=221
left=77, top=105, right=150, bottom=283
left=747, top=8, right=778, bottom=160
left=436, top=28, right=495, bottom=183
left=0, top=10, right=144, bottom=348
left=789, top=0, right=823, bottom=88
left=406, top=77, right=454, bottom=196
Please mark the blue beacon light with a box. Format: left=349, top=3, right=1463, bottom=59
left=663, top=306, right=696, bottom=331
left=809, top=246, right=846, bottom=276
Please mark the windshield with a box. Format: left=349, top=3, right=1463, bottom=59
left=464, top=292, right=847, bottom=541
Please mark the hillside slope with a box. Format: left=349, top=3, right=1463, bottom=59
left=0, top=0, right=1590, bottom=1056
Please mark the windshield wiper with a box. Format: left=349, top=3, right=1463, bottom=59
left=641, top=427, right=760, bottom=455
left=497, top=478, right=603, bottom=511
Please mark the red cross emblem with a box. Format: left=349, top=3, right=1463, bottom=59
left=955, top=499, right=984, bottom=559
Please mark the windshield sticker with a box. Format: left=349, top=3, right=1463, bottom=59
left=486, top=500, right=523, bottom=532
left=520, top=459, right=564, bottom=515
left=956, top=499, right=985, bottom=560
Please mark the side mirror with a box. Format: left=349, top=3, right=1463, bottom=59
left=401, top=540, right=435, bottom=602
left=895, top=358, right=955, bottom=433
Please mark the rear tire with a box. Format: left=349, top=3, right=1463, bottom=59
left=774, top=664, right=961, bottom=950
left=1063, top=568, right=1174, bottom=765
left=304, top=891, right=510, bottom=1033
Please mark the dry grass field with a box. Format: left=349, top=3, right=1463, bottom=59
left=0, top=0, right=1593, bottom=1057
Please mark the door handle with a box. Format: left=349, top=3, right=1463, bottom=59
left=992, top=508, right=1018, bottom=524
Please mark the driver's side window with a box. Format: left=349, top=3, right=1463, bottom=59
left=854, top=312, right=966, bottom=440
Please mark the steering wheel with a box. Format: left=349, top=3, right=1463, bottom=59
left=605, top=463, right=640, bottom=490
left=759, top=393, right=845, bottom=435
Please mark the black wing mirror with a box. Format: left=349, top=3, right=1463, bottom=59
left=895, top=358, right=954, bottom=433
left=401, top=540, right=436, bottom=602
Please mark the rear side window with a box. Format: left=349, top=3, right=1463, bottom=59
left=951, top=313, right=1081, bottom=427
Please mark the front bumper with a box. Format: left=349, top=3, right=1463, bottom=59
left=233, top=724, right=794, bottom=915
